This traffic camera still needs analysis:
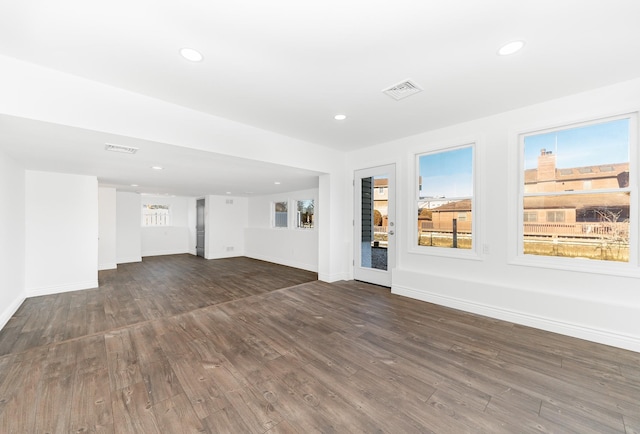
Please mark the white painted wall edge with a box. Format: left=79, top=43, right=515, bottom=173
left=245, top=253, right=318, bottom=273
left=0, top=295, right=26, bottom=331
left=98, top=263, right=117, bottom=271
left=27, top=280, right=99, bottom=297
left=392, top=284, right=640, bottom=354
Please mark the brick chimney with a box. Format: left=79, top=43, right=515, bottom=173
left=537, top=148, right=556, bottom=182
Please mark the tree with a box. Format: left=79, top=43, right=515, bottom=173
left=594, top=209, right=629, bottom=260
left=374, top=209, right=383, bottom=226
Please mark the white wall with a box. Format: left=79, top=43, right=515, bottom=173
left=0, top=54, right=348, bottom=282
left=205, top=195, right=248, bottom=259
left=25, top=171, right=98, bottom=296
left=98, top=187, right=117, bottom=270
left=347, top=77, right=640, bottom=352
left=0, top=150, right=26, bottom=328
left=116, top=191, right=141, bottom=264
left=245, top=188, right=319, bottom=272
left=187, top=197, right=197, bottom=255
left=141, top=195, right=191, bottom=257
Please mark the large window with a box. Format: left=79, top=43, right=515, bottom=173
left=142, top=204, right=170, bottom=226
left=520, top=116, right=634, bottom=263
left=416, top=144, right=474, bottom=251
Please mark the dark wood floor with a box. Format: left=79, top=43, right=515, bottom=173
left=0, top=255, right=638, bottom=433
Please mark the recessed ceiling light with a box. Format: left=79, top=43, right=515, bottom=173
left=226, top=191, right=232, bottom=195
left=180, top=47, right=203, bottom=62
left=334, top=114, right=347, bottom=121
left=131, top=184, right=139, bottom=187
left=274, top=181, right=281, bottom=185
left=498, top=40, right=525, bottom=56
left=151, top=166, right=163, bottom=170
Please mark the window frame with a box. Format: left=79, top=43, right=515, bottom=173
left=410, top=141, right=482, bottom=259
left=295, top=199, right=315, bottom=230
left=510, top=112, right=639, bottom=277
left=272, top=200, right=289, bottom=228
left=141, top=203, right=172, bottom=227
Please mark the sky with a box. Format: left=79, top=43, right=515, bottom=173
left=524, top=118, right=629, bottom=170
left=418, top=118, right=630, bottom=199
left=419, top=146, right=473, bottom=198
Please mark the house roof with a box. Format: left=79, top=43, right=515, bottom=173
left=524, top=193, right=629, bottom=210
left=524, top=162, right=629, bottom=185
left=432, top=199, right=472, bottom=212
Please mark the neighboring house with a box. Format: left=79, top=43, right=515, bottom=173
left=523, top=149, right=629, bottom=238
left=419, top=199, right=472, bottom=233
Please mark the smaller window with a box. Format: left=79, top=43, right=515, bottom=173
left=273, top=201, right=288, bottom=228
left=523, top=211, right=538, bottom=222
left=142, top=204, right=170, bottom=226
left=296, top=199, right=314, bottom=229
left=546, top=211, right=565, bottom=223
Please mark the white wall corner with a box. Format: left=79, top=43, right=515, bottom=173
left=0, top=295, right=26, bottom=331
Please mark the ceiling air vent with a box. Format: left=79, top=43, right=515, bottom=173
left=105, top=143, right=139, bottom=154
left=383, top=79, right=423, bottom=101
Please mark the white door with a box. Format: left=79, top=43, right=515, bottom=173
left=354, top=164, right=396, bottom=287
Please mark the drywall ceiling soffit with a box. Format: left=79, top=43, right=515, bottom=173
left=1, top=1, right=640, bottom=151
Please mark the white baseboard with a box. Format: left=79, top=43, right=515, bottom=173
left=392, top=283, right=640, bottom=353
left=0, top=294, right=26, bottom=331
left=116, top=256, right=142, bottom=264
left=27, top=280, right=99, bottom=297
left=98, top=262, right=117, bottom=270
left=141, top=249, right=190, bottom=257
left=245, top=253, right=318, bottom=273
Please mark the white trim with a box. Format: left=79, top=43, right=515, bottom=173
left=510, top=111, right=639, bottom=275
left=318, top=271, right=350, bottom=283
left=116, top=256, right=142, bottom=264
left=410, top=140, right=482, bottom=258
left=27, top=280, right=99, bottom=297
left=0, top=295, right=26, bottom=331
left=98, top=262, right=117, bottom=271
left=392, top=283, right=640, bottom=353
left=141, top=249, right=190, bottom=257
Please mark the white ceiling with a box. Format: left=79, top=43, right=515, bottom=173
left=0, top=115, right=321, bottom=197
left=2, top=0, right=640, bottom=196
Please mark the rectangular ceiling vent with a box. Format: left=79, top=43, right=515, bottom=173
left=383, top=79, right=423, bottom=100
left=105, top=143, right=139, bottom=154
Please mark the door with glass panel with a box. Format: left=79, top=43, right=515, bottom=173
left=354, top=164, right=396, bottom=287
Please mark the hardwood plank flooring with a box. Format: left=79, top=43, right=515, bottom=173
left=0, top=254, right=638, bottom=433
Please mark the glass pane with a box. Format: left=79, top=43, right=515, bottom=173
left=524, top=118, right=630, bottom=193
left=274, top=201, right=288, bottom=227
left=418, top=146, right=473, bottom=249
left=523, top=192, right=630, bottom=262
left=417, top=199, right=472, bottom=249
left=361, top=176, right=388, bottom=270
left=296, top=199, right=314, bottom=228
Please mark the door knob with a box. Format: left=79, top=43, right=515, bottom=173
left=389, top=230, right=395, bottom=235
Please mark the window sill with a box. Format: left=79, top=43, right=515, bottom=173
left=509, top=254, right=640, bottom=278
